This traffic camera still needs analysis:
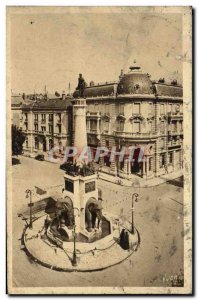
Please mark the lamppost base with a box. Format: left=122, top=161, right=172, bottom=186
left=72, top=254, right=77, bottom=267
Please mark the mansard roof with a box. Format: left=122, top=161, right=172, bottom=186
left=73, top=62, right=183, bottom=100
left=22, top=97, right=72, bottom=111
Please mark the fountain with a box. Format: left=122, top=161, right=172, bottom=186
left=20, top=97, right=140, bottom=272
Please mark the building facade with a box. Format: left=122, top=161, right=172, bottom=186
left=16, top=62, right=183, bottom=180
left=73, top=63, right=183, bottom=179
left=21, top=94, right=72, bottom=157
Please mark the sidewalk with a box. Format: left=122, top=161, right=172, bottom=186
left=22, top=215, right=140, bottom=272
left=98, top=169, right=183, bottom=188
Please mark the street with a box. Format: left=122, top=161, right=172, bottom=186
left=11, top=156, right=184, bottom=287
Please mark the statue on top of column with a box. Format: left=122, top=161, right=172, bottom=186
left=77, top=73, right=87, bottom=98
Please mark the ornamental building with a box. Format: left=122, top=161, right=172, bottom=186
left=17, top=62, right=183, bottom=180
left=73, top=62, right=183, bottom=180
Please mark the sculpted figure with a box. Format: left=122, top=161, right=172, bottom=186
left=85, top=198, right=103, bottom=232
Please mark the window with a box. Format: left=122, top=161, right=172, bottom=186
left=41, top=114, right=46, bottom=121
left=133, top=121, right=140, bottom=133
left=41, top=126, right=46, bottom=132
left=49, top=114, right=53, bottom=121
left=160, top=121, right=165, bottom=133
left=103, top=120, right=109, bottom=132
left=34, top=124, right=38, bottom=132
left=94, top=103, right=98, bottom=112
left=25, top=139, right=28, bottom=148
left=176, top=104, right=180, bottom=113
left=105, top=104, right=110, bottom=114
left=133, top=103, right=140, bottom=114
left=149, top=157, right=152, bottom=171
left=148, top=121, right=152, bottom=132
left=119, top=120, right=124, bottom=131
left=119, top=103, right=124, bottom=115
left=49, top=125, right=53, bottom=133
left=160, top=138, right=165, bottom=149
left=168, top=104, right=172, bottom=113
left=57, top=113, right=61, bottom=122
left=179, top=121, right=182, bottom=131
left=168, top=152, right=173, bottom=164
left=34, top=113, right=38, bottom=120
left=160, top=104, right=165, bottom=115
left=148, top=103, right=153, bottom=115
left=172, top=121, right=177, bottom=132
left=57, top=124, right=62, bottom=134
left=25, top=113, right=28, bottom=121
left=90, top=120, right=97, bottom=131
left=160, top=154, right=165, bottom=168
left=35, top=137, right=39, bottom=150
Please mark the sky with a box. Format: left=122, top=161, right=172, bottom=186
left=9, top=8, right=183, bottom=94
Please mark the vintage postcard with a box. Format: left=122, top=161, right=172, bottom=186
left=7, top=6, right=192, bottom=295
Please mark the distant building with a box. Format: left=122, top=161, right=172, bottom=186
left=11, top=93, right=24, bottom=127
left=73, top=62, right=183, bottom=179
left=20, top=93, right=72, bottom=156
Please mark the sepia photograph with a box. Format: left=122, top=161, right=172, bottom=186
left=6, top=6, right=192, bottom=295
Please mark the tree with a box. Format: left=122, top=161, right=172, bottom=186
left=12, top=125, right=26, bottom=155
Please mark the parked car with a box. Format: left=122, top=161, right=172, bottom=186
left=12, top=157, right=21, bottom=165
left=35, top=154, right=44, bottom=161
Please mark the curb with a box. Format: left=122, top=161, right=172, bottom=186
left=21, top=222, right=140, bottom=273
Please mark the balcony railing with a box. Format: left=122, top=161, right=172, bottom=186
left=168, top=130, right=183, bottom=136
left=114, top=131, right=156, bottom=138
left=41, top=119, right=46, bottom=124
left=167, top=112, right=183, bottom=120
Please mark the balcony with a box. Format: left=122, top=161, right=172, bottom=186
left=87, top=128, right=101, bottom=134
left=114, top=131, right=156, bottom=138
left=34, top=120, right=38, bottom=124
left=41, top=119, right=46, bottom=124
left=168, top=130, right=183, bottom=136
left=87, top=112, right=101, bottom=118
left=54, top=132, right=66, bottom=138
left=167, top=112, right=183, bottom=120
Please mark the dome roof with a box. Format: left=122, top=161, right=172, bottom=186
left=117, top=63, right=154, bottom=95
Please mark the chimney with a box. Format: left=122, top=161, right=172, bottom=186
left=62, top=91, right=66, bottom=100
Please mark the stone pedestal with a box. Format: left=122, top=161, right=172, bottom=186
left=63, top=173, right=98, bottom=234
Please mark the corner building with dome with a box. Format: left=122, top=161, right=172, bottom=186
left=73, top=62, right=183, bottom=180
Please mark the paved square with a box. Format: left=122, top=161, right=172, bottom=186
left=12, top=156, right=184, bottom=287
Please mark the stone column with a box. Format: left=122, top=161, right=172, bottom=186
left=73, top=98, right=87, bottom=163
left=142, top=159, right=146, bottom=178
left=124, top=158, right=128, bottom=174
left=97, top=117, right=100, bottom=134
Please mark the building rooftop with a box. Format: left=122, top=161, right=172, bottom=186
left=73, top=62, right=183, bottom=99
left=21, top=97, right=72, bottom=111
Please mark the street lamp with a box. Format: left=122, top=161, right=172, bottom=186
left=25, top=189, right=34, bottom=229
left=72, top=207, right=79, bottom=267
left=131, top=193, right=139, bottom=235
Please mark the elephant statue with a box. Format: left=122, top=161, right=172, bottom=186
left=55, top=198, right=74, bottom=230
left=45, top=197, right=74, bottom=232
left=85, top=198, right=103, bottom=232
